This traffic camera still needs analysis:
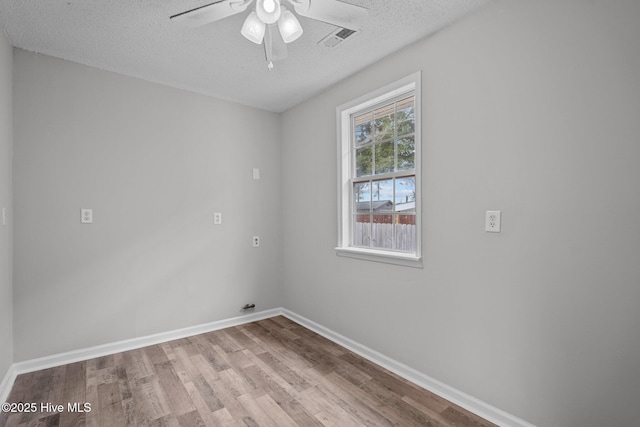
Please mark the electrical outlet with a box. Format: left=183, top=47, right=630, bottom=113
left=81, top=208, right=93, bottom=224
left=485, top=211, right=501, bottom=233
left=253, top=168, right=260, bottom=180
left=2, top=208, right=6, bottom=226
left=214, top=212, right=222, bottom=225
left=252, top=236, right=260, bottom=247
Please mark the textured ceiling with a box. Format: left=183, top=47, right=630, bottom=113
left=0, top=0, right=490, bottom=112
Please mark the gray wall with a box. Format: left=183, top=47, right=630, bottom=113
left=0, top=29, right=13, bottom=380
left=13, top=51, right=283, bottom=361
left=281, top=1, right=640, bottom=426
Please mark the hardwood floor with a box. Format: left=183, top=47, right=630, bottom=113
left=1, top=316, right=497, bottom=426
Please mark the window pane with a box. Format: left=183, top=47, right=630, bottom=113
left=355, top=146, right=372, bottom=177
left=353, top=215, right=371, bottom=247
left=374, top=103, right=394, bottom=142
left=397, top=214, right=416, bottom=225
left=397, top=119, right=414, bottom=136
left=372, top=215, right=393, bottom=249
left=354, top=112, right=372, bottom=146
left=395, top=221, right=416, bottom=252
left=395, top=177, right=415, bottom=212
left=397, top=96, right=414, bottom=122
left=397, top=96, right=414, bottom=137
left=354, top=182, right=371, bottom=213
left=397, top=137, right=415, bottom=171
left=374, top=141, right=394, bottom=175
left=371, top=179, right=393, bottom=213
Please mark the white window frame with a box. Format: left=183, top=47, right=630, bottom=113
left=335, top=72, right=422, bottom=268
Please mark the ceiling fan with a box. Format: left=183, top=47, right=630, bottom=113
left=170, top=0, right=367, bottom=69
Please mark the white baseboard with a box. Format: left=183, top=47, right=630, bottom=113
left=282, top=309, right=535, bottom=427
left=0, top=364, right=17, bottom=404
left=1, top=307, right=533, bottom=427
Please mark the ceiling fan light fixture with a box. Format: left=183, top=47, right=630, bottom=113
left=241, top=11, right=266, bottom=44
left=278, top=7, right=303, bottom=43
left=256, top=0, right=281, bottom=24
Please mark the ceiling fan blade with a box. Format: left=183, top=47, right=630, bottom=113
left=264, top=25, right=288, bottom=63
left=288, top=0, right=367, bottom=31
left=170, top=0, right=251, bottom=28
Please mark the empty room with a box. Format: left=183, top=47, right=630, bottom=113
left=1, top=0, right=639, bottom=426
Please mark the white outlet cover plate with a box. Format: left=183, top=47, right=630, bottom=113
left=214, top=212, right=222, bottom=225
left=81, top=208, right=93, bottom=224
left=253, top=168, right=260, bottom=180
left=485, top=210, right=501, bottom=232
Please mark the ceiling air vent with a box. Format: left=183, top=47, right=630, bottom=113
left=318, top=27, right=359, bottom=49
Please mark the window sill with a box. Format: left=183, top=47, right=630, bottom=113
left=335, top=247, right=423, bottom=268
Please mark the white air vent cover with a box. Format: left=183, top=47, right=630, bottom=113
left=318, top=27, right=359, bottom=49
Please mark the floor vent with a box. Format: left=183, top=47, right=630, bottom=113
left=318, top=27, right=359, bottom=49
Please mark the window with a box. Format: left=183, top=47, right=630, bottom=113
left=336, top=72, right=422, bottom=267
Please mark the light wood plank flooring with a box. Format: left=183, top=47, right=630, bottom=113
left=1, top=316, right=497, bottom=426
